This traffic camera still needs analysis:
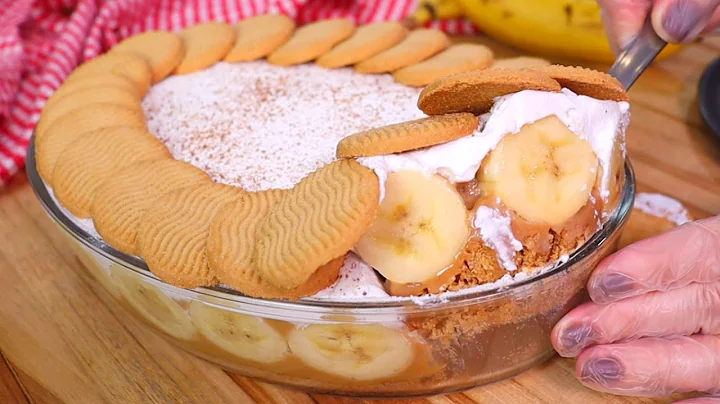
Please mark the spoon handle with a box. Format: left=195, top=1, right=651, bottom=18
left=609, top=17, right=668, bottom=90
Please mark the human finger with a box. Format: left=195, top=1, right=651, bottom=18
left=597, top=0, right=654, bottom=53
left=577, top=335, right=720, bottom=396
left=651, top=0, right=720, bottom=42
left=552, top=282, right=720, bottom=357
left=675, top=397, right=720, bottom=403
left=588, top=216, right=720, bottom=304
left=700, top=7, right=720, bottom=33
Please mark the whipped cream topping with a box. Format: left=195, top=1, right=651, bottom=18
left=143, top=61, right=424, bottom=191
left=309, top=253, right=389, bottom=300
left=357, top=114, right=493, bottom=200
left=358, top=88, right=630, bottom=201
left=472, top=206, right=523, bottom=270
left=483, top=88, right=630, bottom=200
left=634, top=193, right=691, bottom=225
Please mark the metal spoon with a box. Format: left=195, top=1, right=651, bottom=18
left=608, top=17, right=668, bottom=90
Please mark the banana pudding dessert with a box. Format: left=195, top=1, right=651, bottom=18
left=32, top=16, right=634, bottom=396
left=339, top=67, right=629, bottom=297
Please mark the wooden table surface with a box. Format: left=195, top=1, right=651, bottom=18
left=1, top=35, right=719, bottom=404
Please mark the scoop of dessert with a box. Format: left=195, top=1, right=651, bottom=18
left=343, top=67, right=629, bottom=298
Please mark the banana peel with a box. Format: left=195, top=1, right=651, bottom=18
left=407, top=0, right=683, bottom=63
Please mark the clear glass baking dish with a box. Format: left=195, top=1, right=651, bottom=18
left=27, top=138, right=635, bottom=398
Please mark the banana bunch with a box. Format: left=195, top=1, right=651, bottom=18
left=407, top=0, right=683, bottom=63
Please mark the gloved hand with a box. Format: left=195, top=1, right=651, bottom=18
left=551, top=216, right=720, bottom=401
left=598, top=0, right=720, bottom=53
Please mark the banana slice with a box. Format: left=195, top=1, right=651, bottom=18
left=288, top=324, right=414, bottom=381
left=188, top=301, right=289, bottom=363
left=110, top=266, right=196, bottom=340
left=479, top=115, right=598, bottom=226
left=355, top=170, right=469, bottom=284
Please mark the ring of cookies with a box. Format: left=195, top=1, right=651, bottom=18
left=36, top=14, right=633, bottom=301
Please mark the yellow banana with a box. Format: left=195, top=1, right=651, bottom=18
left=408, top=0, right=463, bottom=26
left=409, top=0, right=683, bottom=63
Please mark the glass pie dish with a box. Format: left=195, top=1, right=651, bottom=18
left=27, top=138, right=636, bottom=398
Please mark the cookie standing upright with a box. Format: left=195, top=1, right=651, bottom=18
left=393, top=43, right=494, bottom=87
left=35, top=87, right=143, bottom=141
left=111, top=31, right=185, bottom=83
left=136, top=183, right=246, bottom=288
left=224, top=14, right=296, bottom=62
left=46, top=74, right=142, bottom=106
left=92, top=160, right=212, bottom=255
left=64, top=52, right=153, bottom=95
left=316, top=22, right=407, bottom=69
left=267, top=19, right=356, bottom=66
left=254, top=160, right=380, bottom=289
left=175, top=22, right=236, bottom=74
left=207, top=190, right=344, bottom=299
left=36, top=104, right=147, bottom=185
left=354, top=29, right=450, bottom=74
left=52, top=126, right=171, bottom=218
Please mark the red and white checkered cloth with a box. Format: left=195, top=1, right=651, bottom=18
left=0, top=0, right=479, bottom=186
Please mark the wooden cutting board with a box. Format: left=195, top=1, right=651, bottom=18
left=1, top=35, right=719, bottom=403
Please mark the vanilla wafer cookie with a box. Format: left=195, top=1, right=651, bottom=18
left=618, top=193, right=693, bottom=249
left=36, top=104, right=146, bottom=185
left=393, top=43, right=494, bottom=87
left=337, top=113, right=479, bottom=158
left=254, top=160, right=379, bottom=289
left=65, top=52, right=153, bottom=96
left=491, top=56, right=551, bottom=70
left=618, top=207, right=679, bottom=250
left=316, top=22, right=406, bottom=69
left=36, top=86, right=143, bottom=141
left=137, top=183, right=246, bottom=288
left=53, top=127, right=171, bottom=218
left=175, top=22, right=236, bottom=75
left=267, top=19, right=355, bottom=66
left=532, top=65, right=629, bottom=101
left=47, top=74, right=141, bottom=107
left=92, top=159, right=211, bottom=255
left=224, top=14, right=296, bottom=62
left=111, top=31, right=184, bottom=83
left=354, top=28, right=450, bottom=74
left=207, top=190, right=343, bottom=299
left=417, top=68, right=562, bottom=115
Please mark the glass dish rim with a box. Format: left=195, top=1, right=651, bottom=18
left=27, top=137, right=636, bottom=313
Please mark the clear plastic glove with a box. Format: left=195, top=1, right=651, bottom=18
left=598, top=0, right=720, bottom=53
left=551, top=216, right=720, bottom=400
